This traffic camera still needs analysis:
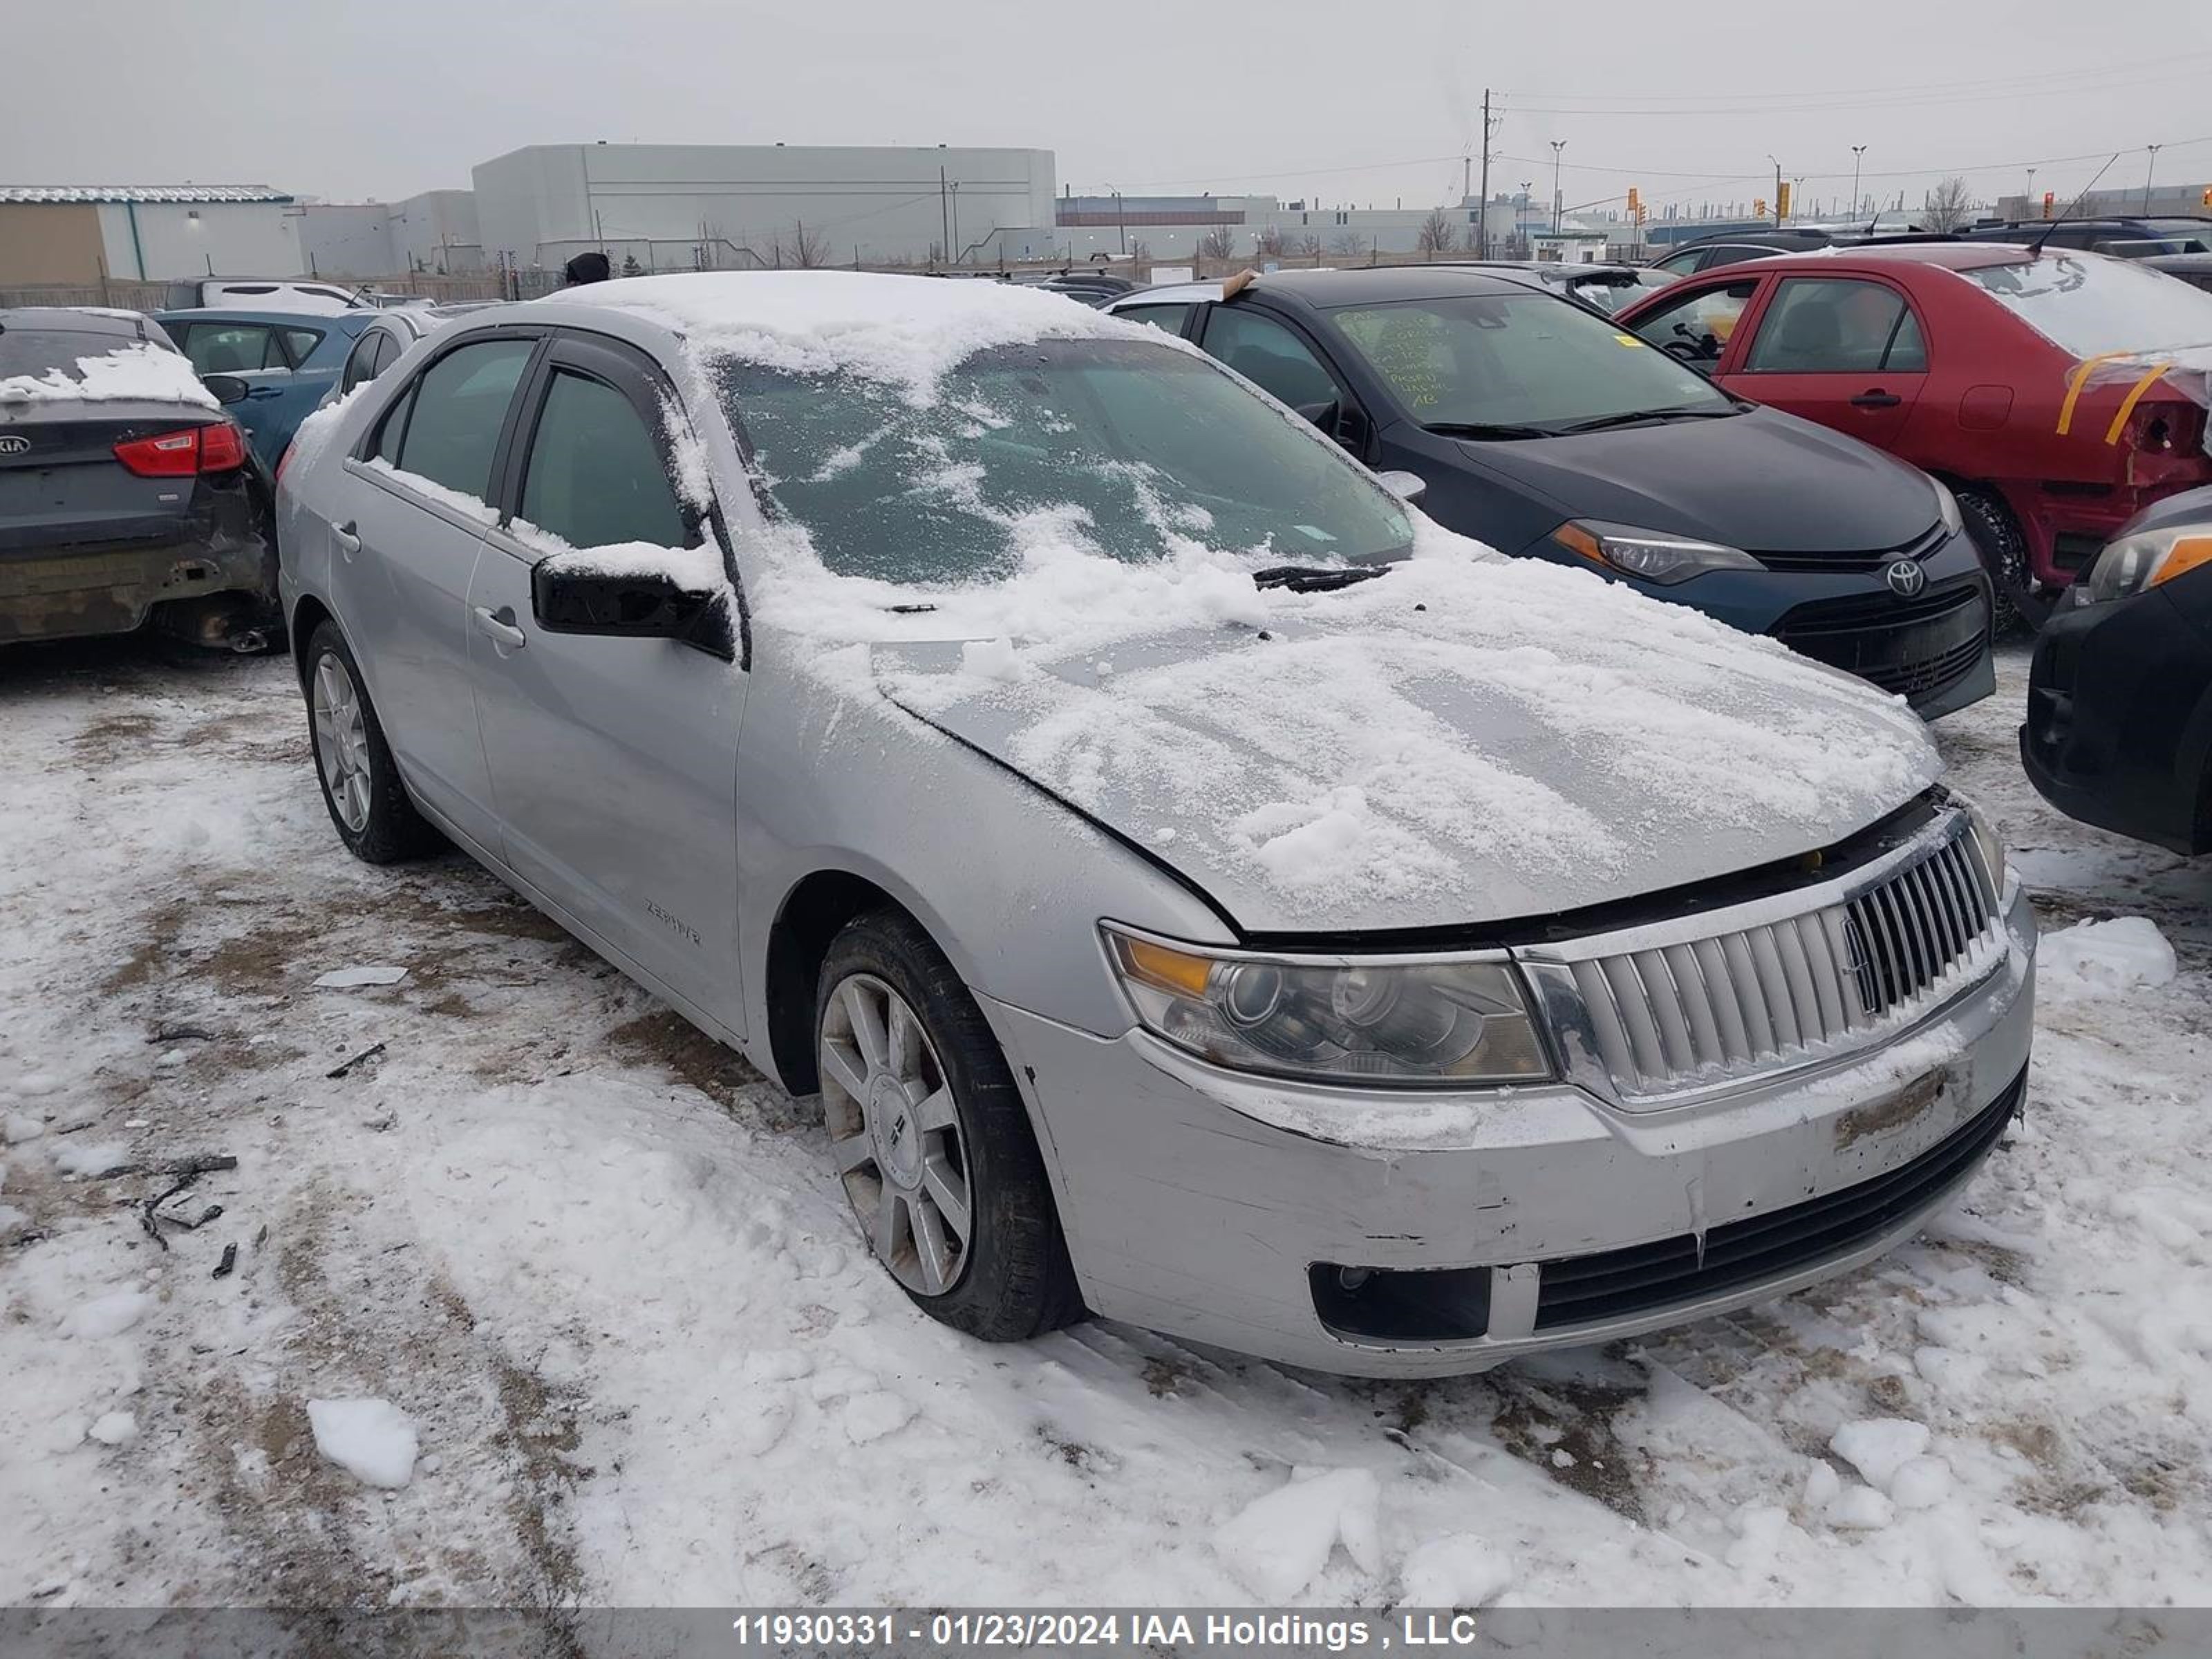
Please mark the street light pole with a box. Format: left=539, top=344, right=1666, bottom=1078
left=2025, top=166, right=2036, bottom=215
left=1768, top=154, right=1783, bottom=225
left=1550, top=140, right=1566, bottom=234
left=1851, top=145, right=1867, bottom=220
left=2145, top=144, right=2163, bottom=213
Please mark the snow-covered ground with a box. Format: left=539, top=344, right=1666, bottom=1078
left=1, top=637, right=2206, bottom=1611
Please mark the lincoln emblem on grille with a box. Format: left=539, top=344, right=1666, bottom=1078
left=0, top=435, right=30, bottom=454
left=1884, top=558, right=1927, bottom=599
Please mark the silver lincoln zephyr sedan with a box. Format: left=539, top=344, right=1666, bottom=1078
left=276, top=272, right=2035, bottom=1376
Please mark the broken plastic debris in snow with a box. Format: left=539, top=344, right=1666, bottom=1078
left=2035, top=916, right=2178, bottom=997
left=306, top=1397, right=419, bottom=1488
left=312, top=965, right=409, bottom=990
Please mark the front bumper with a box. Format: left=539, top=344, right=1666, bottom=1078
left=987, top=878, right=2035, bottom=1378
left=2022, top=581, right=2212, bottom=854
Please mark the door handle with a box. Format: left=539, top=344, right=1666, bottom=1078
left=1850, top=390, right=1903, bottom=409
left=245, top=386, right=286, bottom=400
left=472, top=604, right=527, bottom=651
left=332, top=521, right=360, bottom=560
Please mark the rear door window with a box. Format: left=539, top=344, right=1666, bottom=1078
left=339, top=331, right=382, bottom=395
left=1743, top=279, right=1924, bottom=373
left=1197, top=307, right=1340, bottom=409
left=517, top=369, right=692, bottom=550
left=282, top=326, right=325, bottom=366
left=391, top=338, right=535, bottom=500
left=179, top=323, right=283, bottom=373
left=1116, top=302, right=1194, bottom=335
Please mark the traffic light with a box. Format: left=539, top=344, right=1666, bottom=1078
left=1627, top=185, right=1640, bottom=217
left=2202, top=186, right=2212, bottom=208
left=2043, top=191, right=2056, bottom=219
left=1755, top=196, right=1767, bottom=218
left=1777, top=181, right=1792, bottom=220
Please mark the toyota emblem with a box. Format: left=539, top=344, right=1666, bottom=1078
left=1884, top=558, right=1927, bottom=599
left=0, top=434, right=28, bottom=455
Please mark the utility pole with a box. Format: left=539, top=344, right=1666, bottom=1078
left=1476, top=88, right=1492, bottom=259
left=1768, top=154, right=1783, bottom=225
left=1550, top=139, right=1566, bottom=233
left=2145, top=144, right=2162, bottom=212
left=939, top=167, right=950, bottom=267
left=1851, top=145, right=1867, bottom=219
left=2025, top=167, right=2036, bottom=216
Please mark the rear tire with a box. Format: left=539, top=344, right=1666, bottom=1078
left=815, top=908, right=1084, bottom=1342
left=1956, top=487, right=2036, bottom=638
left=301, top=621, right=442, bottom=864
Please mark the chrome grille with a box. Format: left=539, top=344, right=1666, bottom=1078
left=1555, top=825, right=1999, bottom=1100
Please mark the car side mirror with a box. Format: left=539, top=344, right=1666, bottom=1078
left=532, top=552, right=735, bottom=657
left=1374, top=469, right=1428, bottom=505
left=203, top=374, right=250, bottom=406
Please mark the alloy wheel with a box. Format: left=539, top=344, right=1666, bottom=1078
left=310, top=653, right=372, bottom=834
left=818, top=973, right=973, bottom=1297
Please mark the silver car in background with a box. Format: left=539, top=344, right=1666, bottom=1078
left=274, top=272, right=2035, bottom=1376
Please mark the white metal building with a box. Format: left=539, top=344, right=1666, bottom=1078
left=295, top=189, right=486, bottom=278
left=0, top=186, right=299, bottom=285
left=470, top=143, right=1057, bottom=272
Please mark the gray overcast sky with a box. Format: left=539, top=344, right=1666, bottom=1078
left=7, top=0, right=2212, bottom=218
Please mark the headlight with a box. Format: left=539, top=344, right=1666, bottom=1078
left=2079, top=527, right=2212, bottom=606
left=1102, top=926, right=1553, bottom=1087
left=1932, top=478, right=1962, bottom=537
left=1958, top=793, right=2009, bottom=890
left=1550, top=519, right=1763, bottom=585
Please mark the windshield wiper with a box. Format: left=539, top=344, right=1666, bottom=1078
left=1423, top=420, right=1553, bottom=440
left=1250, top=563, right=1392, bottom=593
left=1551, top=406, right=1742, bottom=435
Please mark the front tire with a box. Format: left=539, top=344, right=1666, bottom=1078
left=301, top=621, right=441, bottom=863
left=1956, top=486, right=2036, bottom=637
left=816, top=909, right=1083, bottom=1341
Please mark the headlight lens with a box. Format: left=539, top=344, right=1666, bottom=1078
left=1103, top=927, right=1553, bottom=1087
left=1550, top=519, right=1763, bottom=585
left=2080, top=528, right=2212, bottom=606
left=1933, top=478, right=1962, bottom=537
left=1959, top=794, right=2009, bottom=890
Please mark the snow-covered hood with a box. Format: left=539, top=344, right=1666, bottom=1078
left=865, top=545, right=1942, bottom=936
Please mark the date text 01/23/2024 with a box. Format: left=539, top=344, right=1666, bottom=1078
left=728, top=1611, right=1488, bottom=1649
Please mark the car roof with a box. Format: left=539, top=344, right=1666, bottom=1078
left=2147, top=251, right=2212, bottom=270
left=1438, top=261, right=1649, bottom=279
left=1112, top=266, right=1546, bottom=312
left=153, top=306, right=364, bottom=326
left=0, top=306, right=160, bottom=339
left=1694, top=242, right=2036, bottom=275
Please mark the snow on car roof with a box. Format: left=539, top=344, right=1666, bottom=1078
left=0, top=339, right=216, bottom=408
left=550, top=270, right=1141, bottom=402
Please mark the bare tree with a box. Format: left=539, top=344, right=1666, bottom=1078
left=1329, top=230, right=1369, bottom=257
left=1197, top=224, right=1239, bottom=261
left=1253, top=226, right=1288, bottom=259
left=1128, top=238, right=1151, bottom=264
left=1921, top=176, right=1975, bottom=233
left=1294, top=233, right=1324, bottom=263
left=1416, top=207, right=1459, bottom=254
left=785, top=218, right=833, bottom=268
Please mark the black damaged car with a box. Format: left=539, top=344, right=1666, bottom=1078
left=2023, top=483, right=2212, bottom=854
left=1, top=307, right=274, bottom=650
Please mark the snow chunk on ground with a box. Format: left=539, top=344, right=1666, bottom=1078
left=1830, top=1418, right=1931, bottom=1492
left=1889, top=1456, right=1953, bottom=1510
left=1398, top=1533, right=1514, bottom=1607
left=2036, top=917, right=2177, bottom=997
left=2, top=1112, right=44, bottom=1144
left=0, top=340, right=216, bottom=409
left=306, top=1398, right=418, bottom=1488
left=85, top=1412, right=136, bottom=1447
left=1825, top=1485, right=1895, bottom=1530
left=841, top=1391, right=914, bottom=1445
left=312, top=965, right=409, bottom=989
left=59, top=1289, right=153, bottom=1340
left=1214, top=1467, right=1382, bottom=1600
left=53, top=1141, right=129, bottom=1178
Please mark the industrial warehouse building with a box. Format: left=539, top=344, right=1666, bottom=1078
left=469, top=142, right=1059, bottom=271
left=0, top=186, right=301, bottom=286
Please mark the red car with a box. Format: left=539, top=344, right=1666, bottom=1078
left=1615, top=243, right=2212, bottom=624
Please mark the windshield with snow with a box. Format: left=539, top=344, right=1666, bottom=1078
left=1326, top=292, right=1734, bottom=432
left=719, top=338, right=1412, bottom=584
left=1962, top=253, right=2212, bottom=357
